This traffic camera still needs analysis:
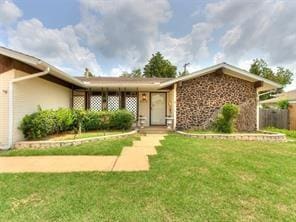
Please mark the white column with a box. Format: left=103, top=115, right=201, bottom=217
left=256, top=89, right=260, bottom=131
left=173, top=83, right=177, bottom=129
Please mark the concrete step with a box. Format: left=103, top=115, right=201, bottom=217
left=139, top=127, right=170, bottom=134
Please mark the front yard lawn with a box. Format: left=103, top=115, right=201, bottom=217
left=0, top=137, right=136, bottom=156
left=1, top=135, right=296, bottom=221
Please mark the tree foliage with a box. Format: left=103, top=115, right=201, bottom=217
left=143, top=52, right=177, bottom=78
left=249, top=59, right=293, bottom=87
left=277, top=100, right=289, bottom=109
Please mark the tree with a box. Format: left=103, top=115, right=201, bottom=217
left=249, top=59, right=293, bottom=87
left=120, top=68, right=142, bottom=77
left=143, top=52, right=177, bottom=78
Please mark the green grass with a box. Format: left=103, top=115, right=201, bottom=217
left=42, top=130, right=129, bottom=141
left=1, top=135, right=296, bottom=221
left=264, top=127, right=296, bottom=139
left=0, top=137, right=136, bottom=156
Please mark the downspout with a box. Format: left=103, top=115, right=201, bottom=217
left=2, top=67, right=50, bottom=150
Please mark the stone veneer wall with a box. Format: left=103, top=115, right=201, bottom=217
left=176, top=72, right=257, bottom=131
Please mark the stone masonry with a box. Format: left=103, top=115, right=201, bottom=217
left=176, top=71, right=257, bottom=131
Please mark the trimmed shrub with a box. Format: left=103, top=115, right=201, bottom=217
left=72, top=109, right=87, bottom=133
left=54, top=108, right=75, bottom=132
left=82, top=111, right=112, bottom=131
left=214, top=103, right=239, bottom=133
left=20, top=108, right=135, bottom=140
left=83, top=110, right=101, bottom=131
left=20, top=109, right=56, bottom=139
left=110, top=109, right=135, bottom=130
left=97, top=111, right=112, bottom=130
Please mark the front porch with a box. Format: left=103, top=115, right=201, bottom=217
left=71, top=88, right=176, bottom=129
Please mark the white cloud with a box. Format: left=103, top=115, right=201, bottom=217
left=8, top=18, right=102, bottom=75
left=76, top=0, right=171, bottom=65
left=186, top=63, right=201, bottom=73
left=237, top=59, right=253, bottom=71
left=220, top=26, right=241, bottom=49
left=0, top=0, right=22, bottom=25
left=157, top=22, right=214, bottom=71
left=196, top=0, right=296, bottom=89
left=213, top=52, right=225, bottom=64
left=109, top=65, right=132, bottom=76
left=1, top=0, right=296, bottom=84
left=209, top=0, right=296, bottom=66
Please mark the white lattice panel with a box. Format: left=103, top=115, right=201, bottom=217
left=73, top=96, right=85, bottom=109
left=125, top=96, right=137, bottom=117
left=90, top=96, right=102, bottom=111
left=108, top=95, right=120, bottom=111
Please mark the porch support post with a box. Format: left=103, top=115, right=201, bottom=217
left=173, top=83, right=177, bottom=130
left=256, top=89, right=260, bottom=131
left=71, top=86, right=74, bottom=109
left=136, top=89, right=139, bottom=121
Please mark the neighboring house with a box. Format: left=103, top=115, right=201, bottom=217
left=0, top=47, right=281, bottom=149
left=260, top=89, right=296, bottom=106
left=260, top=90, right=296, bottom=130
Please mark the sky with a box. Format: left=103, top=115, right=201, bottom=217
left=0, top=0, right=295, bottom=89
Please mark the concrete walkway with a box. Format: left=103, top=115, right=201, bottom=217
left=0, top=134, right=166, bottom=173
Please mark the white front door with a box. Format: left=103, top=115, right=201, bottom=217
left=150, top=93, right=166, bottom=125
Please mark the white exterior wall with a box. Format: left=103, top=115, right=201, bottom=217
left=138, top=92, right=150, bottom=126
left=167, top=90, right=173, bottom=117
left=12, top=70, right=71, bottom=143
left=0, top=70, right=15, bottom=146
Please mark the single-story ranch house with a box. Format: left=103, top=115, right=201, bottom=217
left=0, top=47, right=281, bottom=149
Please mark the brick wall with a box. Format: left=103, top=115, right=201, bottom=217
left=176, top=72, right=257, bottom=131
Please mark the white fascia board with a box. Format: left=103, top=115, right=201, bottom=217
left=160, top=63, right=224, bottom=88
left=223, top=63, right=282, bottom=89
left=160, top=63, right=282, bottom=90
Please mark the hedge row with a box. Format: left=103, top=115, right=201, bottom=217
left=20, top=108, right=135, bottom=140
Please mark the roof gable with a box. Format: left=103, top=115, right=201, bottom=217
left=160, top=63, right=281, bottom=91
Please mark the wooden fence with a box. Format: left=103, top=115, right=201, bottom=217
left=289, top=104, right=296, bottom=130
left=259, top=109, right=289, bottom=129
